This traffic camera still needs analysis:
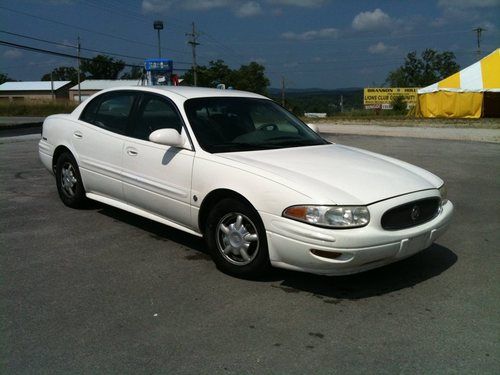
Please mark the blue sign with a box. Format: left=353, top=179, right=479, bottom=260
left=144, top=59, right=174, bottom=86
left=145, top=59, right=173, bottom=73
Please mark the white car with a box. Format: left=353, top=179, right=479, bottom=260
left=39, top=86, right=453, bottom=277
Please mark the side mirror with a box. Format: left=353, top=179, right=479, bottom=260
left=149, top=128, right=188, bottom=148
left=306, top=123, right=319, bottom=133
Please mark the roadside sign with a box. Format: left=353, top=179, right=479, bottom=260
left=364, top=88, right=418, bottom=107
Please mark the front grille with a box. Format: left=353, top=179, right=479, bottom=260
left=381, top=197, right=440, bottom=230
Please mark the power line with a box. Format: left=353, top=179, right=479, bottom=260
left=0, top=39, right=140, bottom=68
left=0, top=6, right=156, bottom=48
left=0, top=39, right=191, bottom=72
left=0, top=30, right=192, bottom=65
left=0, top=5, right=193, bottom=58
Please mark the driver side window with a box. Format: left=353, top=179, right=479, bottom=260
left=132, top=94, right=183, bottom=141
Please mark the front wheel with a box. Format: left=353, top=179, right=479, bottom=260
left=205, top=198, right=270, bottom=278
left=55, top=152, right=87, bottom=208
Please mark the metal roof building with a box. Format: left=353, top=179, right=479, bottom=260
left=69, top=80, right=143, bottom=101
left=0, top=81, right=72, bottom=101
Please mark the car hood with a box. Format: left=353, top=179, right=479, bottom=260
left=217, top=144, right=442, bottom=205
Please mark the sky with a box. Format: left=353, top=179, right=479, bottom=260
left=1, top=0, right=499, bottom=89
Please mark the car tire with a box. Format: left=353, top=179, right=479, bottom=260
left=205, top=198, right=271, bottom=278
left=55, top=152, right=87, bottom=208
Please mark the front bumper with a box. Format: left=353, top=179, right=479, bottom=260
left=261, top=190, right=454, bottom=276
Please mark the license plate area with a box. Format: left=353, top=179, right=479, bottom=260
left=398, top=232, right=429, bottom=258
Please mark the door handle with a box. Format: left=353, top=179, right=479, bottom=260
left=126, top=148, right=138, bottom=156
left=73, top=131, right=83, bottom=139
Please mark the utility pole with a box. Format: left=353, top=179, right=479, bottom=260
left=77, top=36, right=81, bottom=104
left=186, top=22, right=200, bottom=86
left=50, top=72, right=54, bottom=101
left=473, top=27, right=485, bottom=58
left=281, top=76, right=285, bottom=107
left=154, top=21, right=164, bottom=58
left=340, top=95, right=344, bottom=113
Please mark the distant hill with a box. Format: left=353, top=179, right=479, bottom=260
left=268, top=87, right=362, bottom=96
left=267, top=87, right=364, bottom=114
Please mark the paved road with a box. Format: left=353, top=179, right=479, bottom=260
left=318, top=123, right=500, bottom=143
left=1, top=135, right=499, bottom=374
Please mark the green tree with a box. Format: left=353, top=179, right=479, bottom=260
left=121, top=66, right=144, bottom=79
left=231, top=62, right=270, bottom=95
left=0, top=73, right=15, bottom=84
left=182, top=60, right=232, bottom=87
left=182, top=60, right=270, bottom=94
left=81, top=55, right=125, bottom=79
left=41, top=66, right=82, bottom=85
left=386, top=49, right=460, bottom=87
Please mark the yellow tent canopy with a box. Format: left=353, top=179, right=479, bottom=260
left=417, top=48, right=500, bottom=118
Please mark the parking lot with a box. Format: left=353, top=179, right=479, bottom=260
left=1, top=133, right=499, bottom=374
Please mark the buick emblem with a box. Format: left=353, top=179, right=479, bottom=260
left=410, top=205, right=420, bottom=221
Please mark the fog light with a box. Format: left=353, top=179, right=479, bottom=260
left=310, top=249, right=343, bottom=259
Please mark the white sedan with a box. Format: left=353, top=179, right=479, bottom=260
left=39, top=86, right=453, bottom=277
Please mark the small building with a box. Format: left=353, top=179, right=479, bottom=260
left=69, top=80, right=142, bottom=102
left=0, top=81, right=72, bottom=102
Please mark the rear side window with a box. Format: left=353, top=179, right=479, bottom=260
left=80, top=92, right=137, bottom=134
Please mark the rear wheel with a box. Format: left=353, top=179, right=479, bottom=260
left=55, top=152, right=87, bottom=208
left=205, top=198, right=270, bottom=277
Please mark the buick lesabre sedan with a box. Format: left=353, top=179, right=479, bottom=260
left=39, top=86, right=453, bottom=277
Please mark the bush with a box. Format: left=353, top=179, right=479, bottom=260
left=0, top=100, right=78, bottom=117
left=391, top=95, right=408, bottom=115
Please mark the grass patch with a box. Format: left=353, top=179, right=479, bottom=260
left=0, top=100, right=78, bottom=117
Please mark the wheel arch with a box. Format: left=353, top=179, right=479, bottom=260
left=198, top=189, right=258, bottom=235
left=52, top=145, right=74, bottom=173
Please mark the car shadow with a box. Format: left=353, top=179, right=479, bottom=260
left=97, top=205, right=206, bottom=252
left=96, top=204, right=457, bottom=300
left=270, top=244, right=457, bottom=300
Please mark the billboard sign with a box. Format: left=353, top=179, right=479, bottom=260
left=363, top=88, right=418, bottom=108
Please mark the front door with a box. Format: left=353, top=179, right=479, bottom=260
left=122, top=93, right=195, bottom=229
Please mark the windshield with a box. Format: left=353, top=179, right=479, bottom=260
left=184, top=97, right=328, bottom=153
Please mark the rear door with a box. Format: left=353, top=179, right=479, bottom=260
left=75, top=90, right=139, bottom=200
left=122, top=93, right=195, bottom=229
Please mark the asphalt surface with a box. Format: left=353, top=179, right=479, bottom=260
left=1, top=134, right=499, bottom=374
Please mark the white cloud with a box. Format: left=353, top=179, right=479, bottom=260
left=250, top=57, right=266, bottom=64
left=438, top=0, right=500, bottom=9
left=183, top=0, right=233, bottom=10
left=236, top=1, right=262, bottom=17
left=267, top=0, right=327, bottom=7
left=284, top=61, right=299, bottom=68
left=142, top=0, right=174, bottom=13
left=3, top=49, right=23, bottom=59
left=368, top=42, right=397, bottom=54
left=352, top=8, right=392, bottom=31
left=282, top=28, right=339, bottom=41
left=433, top=0, right=499, bottom=26
left=142, top=0, right=231, bottom=13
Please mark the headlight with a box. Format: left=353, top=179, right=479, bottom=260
left=283, top=205, right=370, bottom=228
left=439, top=184, right=448, bottom=204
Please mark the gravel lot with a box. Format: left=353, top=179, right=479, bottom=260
left=1, top=134, right=499, bottom=374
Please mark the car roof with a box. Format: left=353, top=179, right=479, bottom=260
left=101, top=85, right=269, bottom=100
left=70, top=85, right=270, bottom=119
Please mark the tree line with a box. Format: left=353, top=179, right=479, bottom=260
left=1, top=48, right=460, bottom=99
